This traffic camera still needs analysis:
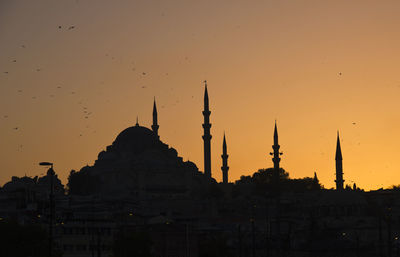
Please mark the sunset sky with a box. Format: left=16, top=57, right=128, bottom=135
left=1, top=0, right=400, bottom=190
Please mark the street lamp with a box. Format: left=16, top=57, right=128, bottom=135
left=39, top=162, right=55, bottom=257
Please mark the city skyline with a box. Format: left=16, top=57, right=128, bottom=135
left=1, top=0, right=400, bottom=190
left=0, top=85, right=383, bottom=190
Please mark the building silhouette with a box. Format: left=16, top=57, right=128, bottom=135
left=202, top=81, right=212, bottom=178
left=335, top=131, right=344, bottom=191
left=2, top=81, right=400, bottom=257
left=152, top=97, right=159, bottom=138
left=221, top=133, right=229, bottom=184
left=270, top=121, right=282, bottom=182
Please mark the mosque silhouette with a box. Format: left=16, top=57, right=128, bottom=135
left=2, top=81, right=392, bottom=257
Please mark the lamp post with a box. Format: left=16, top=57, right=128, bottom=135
left=39, top=162, right=54, bottom=257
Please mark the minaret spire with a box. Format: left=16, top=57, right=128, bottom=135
left=221, top=132, right=229, bottom=184
left=204, top=82, right=209, bottom=110
left=274, top=120, right=278, bottom=145
left=202, top=80, right=212, bottom=178
left=136, top=116, right=139, bottom=126
left=312, top=171, right=320, bottom=190
left=152, top=97, right=159, bottom=137
left=270, top=121, right=282, bottom=183
left=313, top=171, right=318, bottom=181
left=335, top=131, right=344, bottom=191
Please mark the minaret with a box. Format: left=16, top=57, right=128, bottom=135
left=335, top=131, right=344, bottom=191
left=312, top=171, right=320, bottom=190
left=270, top=121, right=282, bottom=183
left=152, top=98, right=159, bottom=137
left=221, top=133, right=229, bottom=184
left=136, top=116, right=139, bottom=126
left=202, top=80, right=212, bottom=178
left=313, top=172, right=318, bottom=181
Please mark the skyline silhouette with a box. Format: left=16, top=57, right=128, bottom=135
left=0, top=78, right=392, bottom=190
left=0, top=94, right=388, bottom=257
left=0, top=84, right=359, bottom=191
left=1, top=1, right=400, bottom=190
left=3, top=2, right=400, bottom=256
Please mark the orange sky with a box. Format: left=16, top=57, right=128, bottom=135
left=1, top=0, right=400, bottom=190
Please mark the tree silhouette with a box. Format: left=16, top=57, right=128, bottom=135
left=67, top=168, right=101, bottom=195
left=234, top=168, right=321, bottom=196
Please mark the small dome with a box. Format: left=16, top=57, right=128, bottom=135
left=112, top=125, right=159, bottom=153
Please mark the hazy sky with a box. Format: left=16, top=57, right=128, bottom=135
left=1, top=0, right=400, bottom=190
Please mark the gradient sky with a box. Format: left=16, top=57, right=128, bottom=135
left=1, top=0, right=400, bottom=190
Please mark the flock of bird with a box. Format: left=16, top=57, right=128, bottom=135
left=2, top=38, right=353, bottom=141
left=0, top=24, right=182, bottom=148
left=2, top=23, right=353, bottom=155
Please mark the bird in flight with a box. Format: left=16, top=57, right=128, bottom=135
left=68, top=26, right=75, bottom=30
left=13, top=127, right=18, bottom=130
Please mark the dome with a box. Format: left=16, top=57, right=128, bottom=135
left=112, top=125, right=160, bottom=153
